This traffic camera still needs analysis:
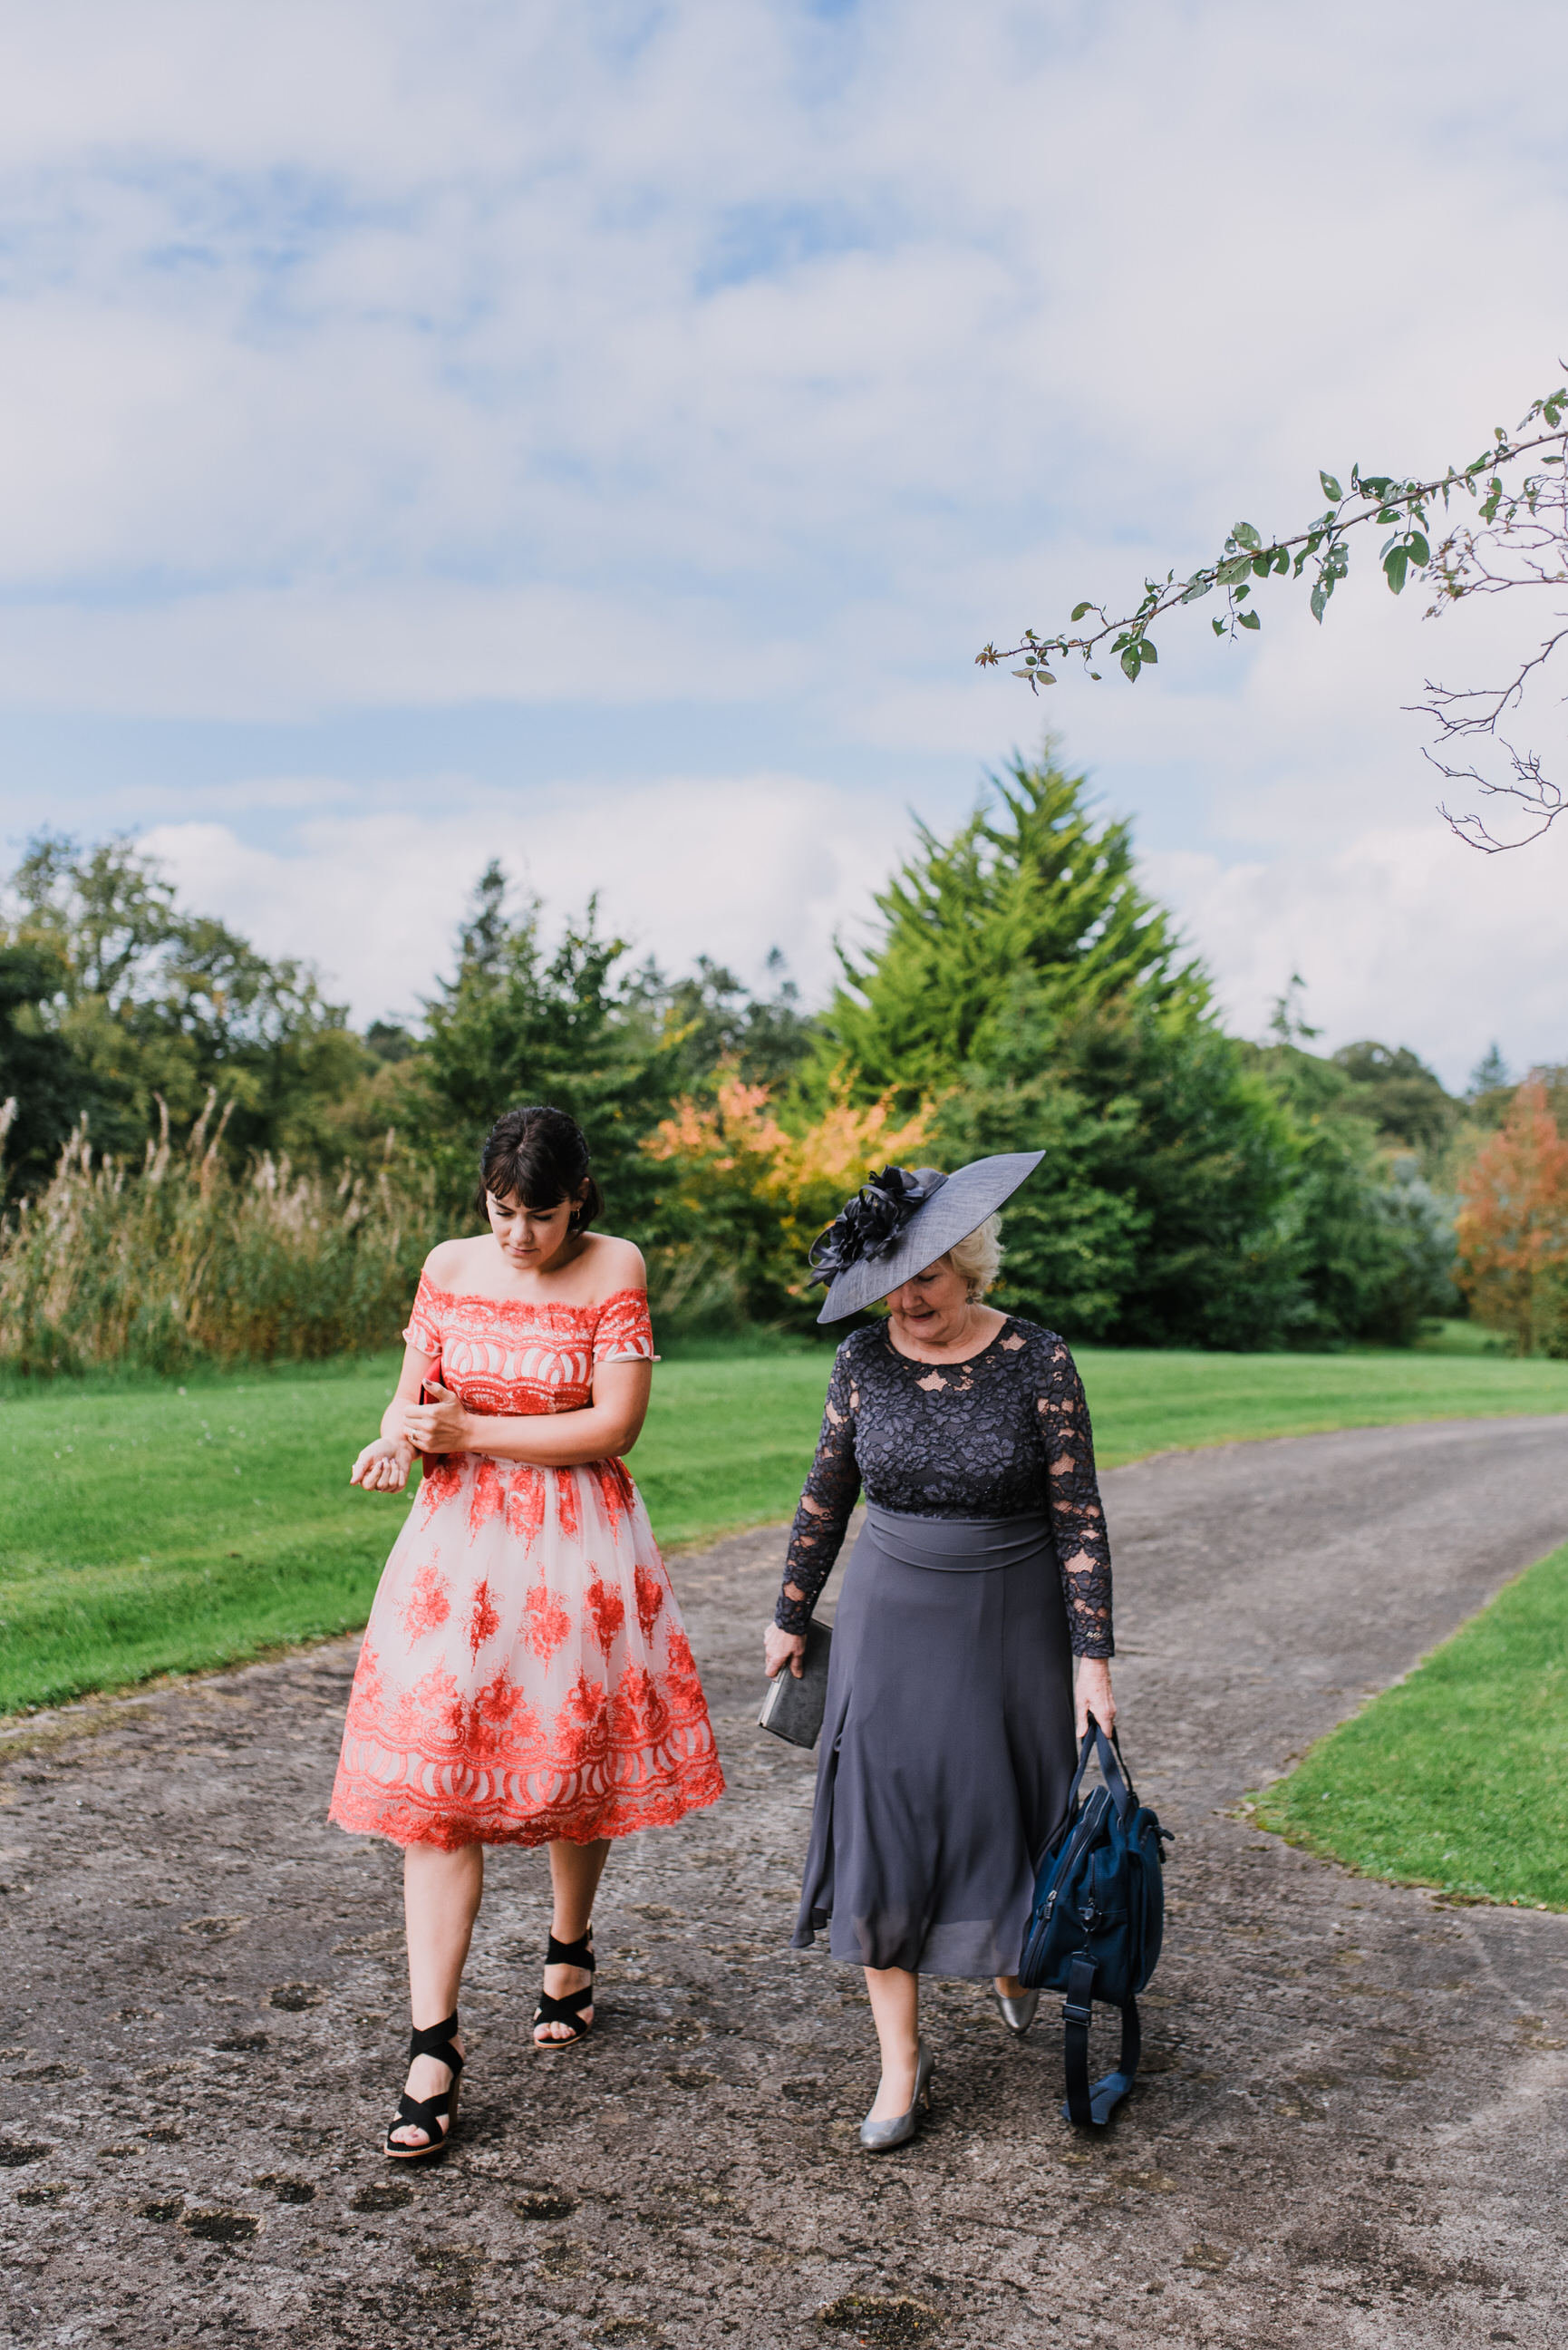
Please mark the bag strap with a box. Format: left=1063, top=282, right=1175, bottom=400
left=1061, top=1963, right=1142, bottom=2130
left=1061, top=1955, right=1097, bottom=2127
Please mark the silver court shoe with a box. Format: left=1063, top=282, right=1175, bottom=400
left=991, top=1986, right=1040, bottom=2037
left=858, top=2041, right=934, bottom=2152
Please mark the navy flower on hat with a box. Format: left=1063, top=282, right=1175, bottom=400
left=807, top=1165, right=945, bottom=1287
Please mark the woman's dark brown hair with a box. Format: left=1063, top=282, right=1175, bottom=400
left=473, top=1105, right=605, bottom=1230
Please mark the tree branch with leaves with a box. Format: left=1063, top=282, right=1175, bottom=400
left=977, top=383, right=1568, bottom=850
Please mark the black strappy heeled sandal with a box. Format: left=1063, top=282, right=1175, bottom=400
left=533, top=1928, right=595, bottom=2050
left=384, top=2012, right=464, bottom=2161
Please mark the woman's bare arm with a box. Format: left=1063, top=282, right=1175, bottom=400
left=347, top=1341, right=432, bottom=1491
left=398, top=1356, right=653, bottom=1468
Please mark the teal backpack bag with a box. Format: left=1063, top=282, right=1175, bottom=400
left=1018, top=1717, right=1172, bottom=2127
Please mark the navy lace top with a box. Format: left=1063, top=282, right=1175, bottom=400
left=775, top=1316, right=1114, bottom=1657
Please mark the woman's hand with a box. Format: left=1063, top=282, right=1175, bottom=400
left=350, top=1435, right=414, bottom=1491
left=1073, top=1656, right=1117, bottom=1743
left=399, top=1382, right=471, bottom=1457
left=765, top=1624, right=808, bottom=1680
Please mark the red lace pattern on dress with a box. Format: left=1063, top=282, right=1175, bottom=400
left=402, top=1277, right=654, bottom=1417
left=329, top=1279, right=723, bottom=1850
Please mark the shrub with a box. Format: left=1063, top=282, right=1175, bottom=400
left=0, top=1096, right=443, bottom=1376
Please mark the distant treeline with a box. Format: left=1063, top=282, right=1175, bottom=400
left=1, top=752, right=1559, bottom=1373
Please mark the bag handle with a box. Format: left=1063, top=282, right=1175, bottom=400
left=1066, top=1712, right=1137, bottom=1824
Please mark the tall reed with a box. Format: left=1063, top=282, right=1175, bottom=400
left=0, top=1093, right=443, bottom=1375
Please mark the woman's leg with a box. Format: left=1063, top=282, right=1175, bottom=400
left=392, top=1840, right=483, bottom=2148
left=535, top=1835, right=611, bottom=2044
left=864, top=1964, right=921, bottom=2120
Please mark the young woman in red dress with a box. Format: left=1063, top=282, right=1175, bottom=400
left=329, top=1104, right=725, bottom=2159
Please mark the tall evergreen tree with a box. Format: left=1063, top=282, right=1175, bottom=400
left=821, top=749, right=1207, bottom=1107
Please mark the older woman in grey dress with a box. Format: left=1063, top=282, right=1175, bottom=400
left=762, top=1159, right=1116, bottom=2151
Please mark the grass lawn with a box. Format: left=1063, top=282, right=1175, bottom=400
left=3, top=1337, right=1566, bottom=1716
left=1255, top=1540, right=1568, bottom=1910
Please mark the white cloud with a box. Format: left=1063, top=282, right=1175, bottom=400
left=1145, top=819, right=1568, bottom=1092
left=2, top=0, right=1567, bottom=1078
left=138, top=772, right=911, bottom=1024
left=0, top=581, right=804, bottom=722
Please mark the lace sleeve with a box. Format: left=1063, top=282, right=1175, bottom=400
left=775, top=1347, right=862, bottom=1633
left=1036, top=1338, right=1115, bottom=1658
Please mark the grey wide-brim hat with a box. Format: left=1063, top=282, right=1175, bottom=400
left=811, top=1151, right=1045, bottom=1324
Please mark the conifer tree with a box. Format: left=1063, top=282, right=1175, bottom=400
left=821, top=749, right=1206, bottom=1107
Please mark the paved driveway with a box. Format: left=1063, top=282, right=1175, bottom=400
left=3, top=1414, right=1567, bottom=2348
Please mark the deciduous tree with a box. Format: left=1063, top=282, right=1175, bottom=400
left=1455, top=1082, right=1568, bottom=1356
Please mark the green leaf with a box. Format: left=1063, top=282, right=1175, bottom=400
left=1238, top=609, right=1261, bottom=630
left=1311, top=579, right=1331, bottom=623
left=1273, top=548, right=1291, bottom=575
left=1216, top=555, right=1253, bottom=587
left=1319, top=471, right=1343, bottom=501
left=1383, top=547, right=1409, bottom=594
left=1070, top=602, right=1094, bottom=622
left=1407, top=531, right=1430, bottom=568
left=1138, top=640, right=1157, bottom=664
left=1232, top=521, right=1262, bottom=549
left=1180, top=576, right=1214, bottom=603
left=1252, top=553, right=1273, bottom=579
left=1212, top=617, right=1226, bottom=636
left=1119, top=645, right=1142, bottom=681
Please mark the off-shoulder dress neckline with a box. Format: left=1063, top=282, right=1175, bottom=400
left=414, top=1277, right=646, bottom=1321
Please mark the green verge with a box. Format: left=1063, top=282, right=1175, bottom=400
left=2, top=1341, right=1565, bottom=1716
left=1256, top=1541, right=1568, bottom=1910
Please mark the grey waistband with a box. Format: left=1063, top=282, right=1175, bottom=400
left=863, top=1502, right=1053, bottom=1573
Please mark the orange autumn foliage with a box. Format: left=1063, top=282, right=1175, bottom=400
left=1455, top=1081, right=1568, bottom=1356
left=644, top=1069, right=934, bottom=1320
left=649, top=1070, right=932, bottom=1199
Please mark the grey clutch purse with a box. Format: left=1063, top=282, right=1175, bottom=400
left=758, top=1622, right=832, bottom=1749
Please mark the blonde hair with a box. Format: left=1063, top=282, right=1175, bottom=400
left=947, top=1212, right=1002, bottom=1302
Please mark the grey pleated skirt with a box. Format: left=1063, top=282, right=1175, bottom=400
left=791, top=1503, right=1077, bottom=1977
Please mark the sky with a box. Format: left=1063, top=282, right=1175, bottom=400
left=2, top=0, right=1567, bottom=1089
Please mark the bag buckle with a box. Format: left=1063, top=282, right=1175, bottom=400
left=1060, top=1996, right=1093, bottom=2026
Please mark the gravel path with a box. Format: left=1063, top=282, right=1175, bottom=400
left=3, top=1413, right=1567, bottom=2349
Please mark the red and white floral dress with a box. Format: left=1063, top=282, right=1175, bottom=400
left=329, top=1278, right=725, bottom=1850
